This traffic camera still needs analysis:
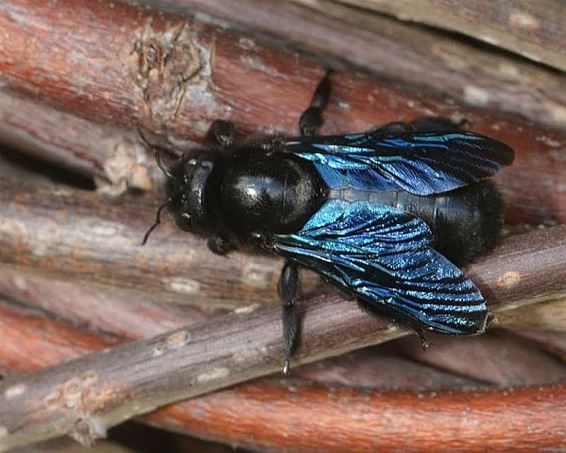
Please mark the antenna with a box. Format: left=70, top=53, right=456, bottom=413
left=137, top=126, right=174, bottom=178
left=141, top=200, right=169, bottom=245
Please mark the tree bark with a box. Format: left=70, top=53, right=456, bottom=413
left=0, top=222, right=565, bottom=449
left=1, top=1, right=565, bottom=224
left=339, top=0, right=566, bottom=71
left=139, top=0, right=566, bottom=129
left=1, top=1, right=565, bottom=451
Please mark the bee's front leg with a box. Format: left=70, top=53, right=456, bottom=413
left=207, top=232, right=236, bottom=255
left=278, top=261, right=300, bottom=375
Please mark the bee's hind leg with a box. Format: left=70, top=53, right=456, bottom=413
left=278, top=261, right=300, bottom=375
left=409, top=117, right=470, bottom=132
left=299, top=70, right=333, bottom=136
left=369, top=117, right=470, bottom=136
left=412, top=326, right=431, bottom=350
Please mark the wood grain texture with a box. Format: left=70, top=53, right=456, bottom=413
left=0, top=293, right=483, bottom=390
left=0, top=221, right=565, bottom=449
left=0, top=1, right=565, bottom=224
left=339, top=0, right=566, bottom=71
left=1, top=174, right=565, bottom=310
left=2, top=265, right=564, bottom=387
left=0, top=1, right=565, bottom=450
left=141, top=0, right=566, bottom=129
left=0, top=298, right=564, bottom=452
left=0, top=295, right=407, bottom=450
left=0, top=177, right=289, bottom=308
left=146, top=379, right=566, bottom=453
left=0, top=267, right=216, bottom=339
left=392, top=330, right=566, bottom=386
left=0, top=92, right=113, bottom=180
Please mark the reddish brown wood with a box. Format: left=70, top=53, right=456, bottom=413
left=0, top=294, right=479, bottom=390
left=0, top=301, right=118, bottom=371
left=0, top=300, right=564, bottom=452
left=6, top=264, right=565, bottom=389
left=341, top=0, right=566, bottom=71
left=1, top=175, right=565, bottom=311
left=392, top=330, right=566, bottom=386
left=0, top=291, right=409, bottom=449
left=0, top=1, right=564, bottom=450
left=147, top=0, right=566, bottom=128
left=0, top=177, right=289, bottom=308
left=0, top=1, right=564, bottom=224
left=0, top=219, right=565, bottom=449
left=147, top=379, right=566, bottom=453
left=514, top=330, right=566, bottom=361
left=0, top=92, right=112, bottom=179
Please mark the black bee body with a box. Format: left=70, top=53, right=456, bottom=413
left=143, top=72, right=514, bottom=373
left=166, top=144, right=503, bottom=265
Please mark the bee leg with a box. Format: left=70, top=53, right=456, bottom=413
left=207, top=233, right=235, bottom=255
left=299, top=70, right=333, bottom=136
left=408, top=116, right=470, bottom=132
left=368, top=117, right=470, bottom=136
left=367, top=121, right=411, bottom=135
left=413, top=326, right=431, bottom=350
left=278, top=261, right=300, bottom=375
left=208, top=119, right=236, bottom=147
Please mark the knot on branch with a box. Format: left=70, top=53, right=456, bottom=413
left=43, top=372, right=110, bottom=446
left=130, top=21, right=204, bottom=132
left=70, top=416, right=107, bottom=447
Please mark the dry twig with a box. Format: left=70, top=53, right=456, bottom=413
left=0, top=222, right=564, bottom=449
left=0, top=1, right=565, bottom=224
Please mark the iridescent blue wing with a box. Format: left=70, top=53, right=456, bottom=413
left=284, top=131, right=514, bottom=195
left=272, top=200, right=489, bottom=334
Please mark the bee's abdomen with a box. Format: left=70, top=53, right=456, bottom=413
left=332, top=181, right=503, bottom=264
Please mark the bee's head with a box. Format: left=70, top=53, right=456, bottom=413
left=142, top=147, right=219, bottom=245
left=165, top=151, right=218, bottom=236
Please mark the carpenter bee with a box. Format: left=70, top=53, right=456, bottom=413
left=141, top=71, right=514, bottom=374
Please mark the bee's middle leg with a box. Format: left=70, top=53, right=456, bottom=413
left=278, top=260, right=300, bottom=374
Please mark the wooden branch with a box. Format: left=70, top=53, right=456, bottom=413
left=14, top=437, right=135, bottom=453
left=0, top=294, right=407, bottom=450
left=140, top=0, right=566, bottom=129
left=514, top=330, right=566, bottom=361
left=0, top=296, right=564, bottom=451
left=393, top=329, right=566, bottom=386
left=2, top=168, right=566, bottom=311
left=497, top=298, right=566, bottom=331
left=0, top=294, right=483, bottom=390
left=0, top=92, right=113, bottom=181
left=0, top=176, right=320, bottom=308
left=0, top=219, right=565, bottom=449
left=2, top=265, right=564, bottom=387
left=338, top=0, right=566, bottom=72
left=0, top=297, right=485, bottom=446
left=0, top=1, right=564, bottom=449
left=0, top=267, right=216, bottom=339
left=1, top=2, right=565, bottom=225
left=143, top=380, right=566, bottom=453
